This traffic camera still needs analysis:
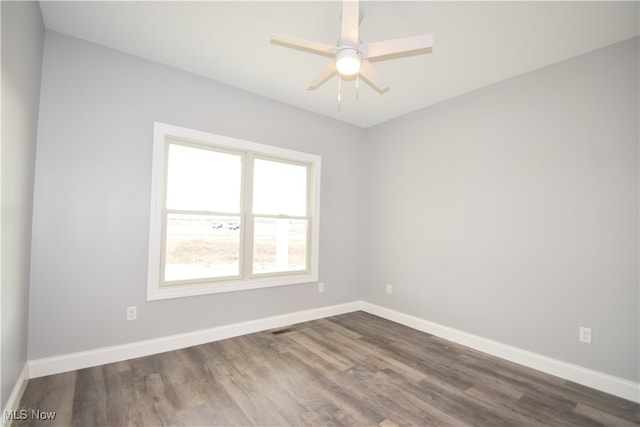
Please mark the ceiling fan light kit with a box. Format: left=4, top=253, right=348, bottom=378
left=271, top=0, right=433, bottom=95
left=336, top=47, right=362, bottom=76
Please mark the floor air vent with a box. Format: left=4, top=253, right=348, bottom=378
left=271, top=327, right=296, bottom=335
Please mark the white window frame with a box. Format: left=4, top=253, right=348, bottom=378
left=147, top=122, right=321, bottom=301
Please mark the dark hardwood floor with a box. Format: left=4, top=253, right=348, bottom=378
left=15, top=311, right=640, bottom=426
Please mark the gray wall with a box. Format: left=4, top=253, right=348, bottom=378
left=363, top=37, right=639, bottom=382
left=1, top=1, right=44, bottom=409
left=28, top=32, right=365, bottom=359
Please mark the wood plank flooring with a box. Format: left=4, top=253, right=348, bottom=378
left=15, top=311, right=640, bottom=426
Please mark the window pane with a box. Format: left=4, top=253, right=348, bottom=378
left=166, top=143, right=241, bottom=212
left=253, top=218, right=307, bottom=274
left=164, top=214, right=240, bottom=282
left=253, top=159, right=307, bottom=216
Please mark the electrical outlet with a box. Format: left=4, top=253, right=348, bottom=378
left=579, top=327, right=592, bottom=344
left=386, top=284, right=392, bottom=295
left=318, top=282, right=325, bottom=293
left=126, top=306, right=137, bottom=321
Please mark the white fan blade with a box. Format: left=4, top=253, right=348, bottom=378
left=359, top=59, right=389, bottom=93
left=307, top=62, right=337, bottom=90
left=271, top=34, right=338, bottom=56
left=341, top=0, right=359, bottom=45
left=365, top=34, right=433, bottom=60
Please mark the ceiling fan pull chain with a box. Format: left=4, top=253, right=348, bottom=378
left=337, top=72, right=342, bottom=111
left=356, top=72, right=360, bottom=100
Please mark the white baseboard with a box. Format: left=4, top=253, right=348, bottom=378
left=27, top=300, right=639, bottom=404
left=29, top=301, right=361, bottom=379
left=360, top=302, right=640, bottom=404
left=2, top=363, right=29, bottom=427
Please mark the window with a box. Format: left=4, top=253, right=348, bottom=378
left=147, top=123, right=320, bottom=300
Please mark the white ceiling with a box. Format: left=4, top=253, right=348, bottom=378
left=39, top=1, right=639, bottom=128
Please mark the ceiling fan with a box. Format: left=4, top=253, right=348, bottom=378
left=271, top=0, right=433, bottom=94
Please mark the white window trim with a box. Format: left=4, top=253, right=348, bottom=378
left=147, top=122, right=321, bottom=301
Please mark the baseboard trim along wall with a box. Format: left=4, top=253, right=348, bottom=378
left=27, top=300, right=639, bottom=403
left=361, top=302, right=640, bottom=404
left=2, top=363, right=29, bottom=427
left=28, top=302, right=361, bottom=379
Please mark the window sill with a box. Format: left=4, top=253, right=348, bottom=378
left=147, top=272, right=318, bottom=301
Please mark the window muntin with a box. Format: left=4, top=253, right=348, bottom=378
left=148, top=123, right=320, bottom=300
